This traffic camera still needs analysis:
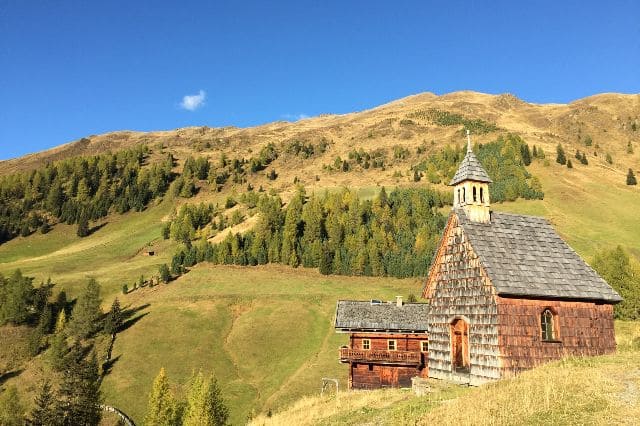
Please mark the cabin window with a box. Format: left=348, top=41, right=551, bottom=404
left=473, top=186, right=477, bottom=202
left=480, top=187, right=484, bottom=203
left=387, top=340, right=396, bottom=351
left=421, top=341, right=428, bottom=352
left=541, top=309, right=556, bottom=341
left=362, top=339, right=370, bottom=350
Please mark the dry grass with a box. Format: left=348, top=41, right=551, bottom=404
left=250, top=322, right=640, bottom=426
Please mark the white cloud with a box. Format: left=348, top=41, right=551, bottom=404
left=282, top=113, right=309, bottom=121
left=180, top=90, right=206, bottom=111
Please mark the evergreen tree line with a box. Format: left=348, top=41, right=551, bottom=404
left=0, top=145, right=176, bottom=244
left=170, top=186, right=449, bottom=279
left=414, top=134, right=544, bottom=202
left=406, top=109, right=499, bottom=134
left=0, top=274, right=125, bottom=425
left=145, top=368, right=229, bottom=426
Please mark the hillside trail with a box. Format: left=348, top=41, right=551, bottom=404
left=222, top=300, right=263, bottom=403
left=261, top=306, right=335, bottom=410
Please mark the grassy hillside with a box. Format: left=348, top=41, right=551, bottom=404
left=250, top=321, right=640, bottom=426
left=0, top=91, right=638, bottom=424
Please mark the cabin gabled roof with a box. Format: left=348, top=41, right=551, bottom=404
left=449, top=148, right=493, bottom=185
left=334, top=300, right=430, bottom=332
left=454, top=208, right=622, bottom=303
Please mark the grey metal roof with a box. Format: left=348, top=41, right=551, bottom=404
left=455, top=209, right=622, bottom=303
left=449, top=149, right=493, bottom=185
left=335, top=300, right=430, bottom=332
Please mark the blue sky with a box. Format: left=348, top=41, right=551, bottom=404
left=1, top=1, right=638, bottom=160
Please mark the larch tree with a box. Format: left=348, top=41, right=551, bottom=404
left=183, top=371, right=229, bottom=426
left=145, top=368, right=178, bottom=426
left=0, top=386, right=25, bottom=426
left=627, top=168, right=637, bottom=185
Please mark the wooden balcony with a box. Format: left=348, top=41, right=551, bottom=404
left=339, top=347, right=423, bottom=366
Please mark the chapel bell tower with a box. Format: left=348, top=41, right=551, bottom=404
left=450, top=130, right=492, bottom=223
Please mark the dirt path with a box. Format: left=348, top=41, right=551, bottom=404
left=262, top=308, right=335, bottom=409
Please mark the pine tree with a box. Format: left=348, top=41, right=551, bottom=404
left=28, top=324, right=44, bottom=356
left=556, top=144, right=566, bottom=165
left=532, top=145, right=538, bottom=158
left=520, top=144, right=532, bottom=166
left=0, top=269, right=35, bottom=325
left=580, top=152, right=588, bottom=165
left=627, top=168, right=637, bottom=185
left=145, top=368, right=178, bottom=426
left=280, top=190, right=303, bottom=266
left=68, top=278, right=102, bottom=338
left=57, top=342, right=102, bottom=425
left=77, top=212, right=89, bottom=237
left=566, top=159, right=573, bottom=169
left=159, top=264, right=171, bottom=283
left=104, top=298, right=122, bottom=336
left=30, top=380, right=57, bottom=426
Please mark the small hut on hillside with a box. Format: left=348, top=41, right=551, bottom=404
left=335, top=297, right=429, bottom=389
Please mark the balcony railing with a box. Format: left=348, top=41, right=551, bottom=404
left=339, top=347, right=423, bottom=365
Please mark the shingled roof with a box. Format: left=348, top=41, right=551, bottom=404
left=335, top=300, right=430, bottom=332
left=455, top=209, right=622, bottom=303
left=449, top=148, right=493, bottom=185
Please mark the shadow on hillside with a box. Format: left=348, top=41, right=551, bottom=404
left=0, top=369, right=23, bottom=387
left=118, top=303, right=150, bottom=333
left=102, top=354, right=121, bottom=376
left=87, top=222, right=108, bottom=236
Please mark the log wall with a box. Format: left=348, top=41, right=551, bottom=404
left=346, top=332, right=428, bottom=389
left=350, top=333, right=428, bottom=352
left=350, top=363, right=424, bottom=389
left=425, top=213, right=502, bottom=385
left=496, top=297, right=617, bottom=375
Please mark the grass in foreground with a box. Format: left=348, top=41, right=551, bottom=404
left=252, top=322, right=640, bottom=426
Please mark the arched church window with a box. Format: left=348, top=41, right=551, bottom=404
left=480, top=187, right=484, bottom=203
left=541, top=309, right=556, bottom=341
left=457, top=189, right=461, bottom=205
left=462, top=187, right=465, bottom=203
left=473, top=186, right=477, bottom=202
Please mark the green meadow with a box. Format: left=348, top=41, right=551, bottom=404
left=0, top=157, right=638, bottom=424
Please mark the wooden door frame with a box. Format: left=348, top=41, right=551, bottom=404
left=449, top=316, right=470, bottom=372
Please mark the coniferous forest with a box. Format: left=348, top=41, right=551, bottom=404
left=0, top=146, right=175, bottom=243
left=171, top=187, right=449, bottom=278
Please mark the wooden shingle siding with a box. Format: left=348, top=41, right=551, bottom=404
left=426, top=214, right=502, bottom=385
left=496, top=297, right=616, bottom=374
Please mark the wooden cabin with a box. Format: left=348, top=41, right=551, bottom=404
left=335, top=297, right=429, bottom=389
left=422, top=132, right=622, bottom=385
left=335, top=132, right=622, bottom=388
